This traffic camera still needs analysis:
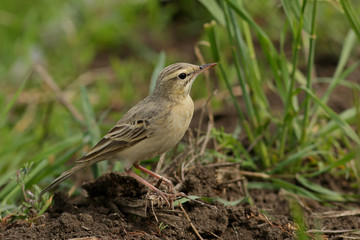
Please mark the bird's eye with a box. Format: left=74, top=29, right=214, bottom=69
left=178, top=73, right=187, bottom=79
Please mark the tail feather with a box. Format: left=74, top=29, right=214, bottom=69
left=39, top=161, right=90, bottom=197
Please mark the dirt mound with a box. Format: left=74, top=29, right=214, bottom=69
left=2, top=166, right=359, bottom=239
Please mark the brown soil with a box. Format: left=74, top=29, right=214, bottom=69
left=2, top=166, right=360, bottom=240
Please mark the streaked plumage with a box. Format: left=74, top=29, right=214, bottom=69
left=40, top=62, right=217, bottom=200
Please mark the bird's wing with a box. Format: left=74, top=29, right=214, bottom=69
left=77, top=119, right=153, bottom=163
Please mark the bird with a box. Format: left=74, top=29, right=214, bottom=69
left=39, top=62, right=217, bottom=205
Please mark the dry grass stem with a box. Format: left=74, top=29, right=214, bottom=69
left=220, top=177, right=245, bottom=186
left=35, top=64, right=84, bottom=122
left=179, top=202, right=204, bottom=240
left=204, top=162, right=242, bottom=168
left=193, top=86, right=243, bottom=112
left=67, top=67, right=114, bottom=89
left=69, top=237, right=101, bottom=240
left=155, top=153, right=166, bottom=174
left=182, top=196, right=217, bottom=209
left=239, top=170, right=271, bottom=179
left=306, top=228, right=360, bottom=234
left=312, top=209, right=360, bottom=218
left=200, top=121, right=213, bottom=156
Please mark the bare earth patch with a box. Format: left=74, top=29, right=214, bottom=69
left=2, top=166, right=360, bottom=239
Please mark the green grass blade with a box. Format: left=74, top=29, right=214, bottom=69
left=281, top=0, right=296, bottom=36
left=318, top=107, right=357, bottom=137
left=296, top=175, right=346, bottom=201
left=1, top=160, right=48, bottom=204
left=248, top=180, right=322, bottom=201
left=204, top=21, right=220, bottom=62
left=204, top=21, right=244, bottom=121
left=308, top=150, right=355, bottom=177
left=279, top=0, right=307, bottom=158
left=272, top=178, right=321, bottom=201
left=301, top=0, right=318, bottom=144
left=80, top=86, right=103, bottom=178
left=224, top=2, right=255, bottom=121
left=0, top=71, right=30, bottom=127
left=199, top=0, right=225, bottom=26
left=247, top=181, right=279, bottom=190
left=149, top=51, right=166, bottom=94
left=0, top=154, right=26, bottom=187
left=0, top=135, right=82, bottom=203
left=80, top=86, right=101, bottom=144
left=281, top=0, right=311, bottom=35
left=225, top=0, right=277, bottom=54
left=226, top=0, right=284, bottom=104
left=321, top=30, right=357, bottom=104
left=340, top=0, right=360, bottom=40
left=270, top=144, right=319, bottom=174
left=288, top=197, right=309, bottom=240
left=301, top=86, right=360, bottom=145
left=242, top=21, right=269, bottom=111
left=34, top=145, right=84, bottom=185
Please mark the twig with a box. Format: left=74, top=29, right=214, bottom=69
left=193, top=86, right=243, bottom=112
left=35, top=64, right=84, bottom=122
left=210, top=232, right=223, bottom=239
left=203, top=162, right=242, bottom=168
left=200, top=121, right=213, bottom=156
left=194, top=43, right=211, bottom=140
left=69, top=237, right=100, bottom=240
left=306, top=228, right=360, bottom=234
left=239, top=170, right=271, bottom=179
left=220, top=177, right=245, bottom=186
left=184, top=131, right=198, bottom=170
left=151, top=200, right=158, bottom=222
left=246, top=130, right=266, bottom=153
left=67, top=66, right=114, bottom=89
left=183, top=196, right=217, bottom=209
left=156, top=153, right=166, bottom=174
left=181, top=161, right=186, bottom=181
left=195, top=42, right=218, bottom=161
left=337, top=234, right=360, bottom=239
left=312, top=209, right=360, bottom=219
left=179, top=202, right=204, bottom=240
left=280, top=189, right=311, bottom=212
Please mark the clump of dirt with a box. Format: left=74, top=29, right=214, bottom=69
left=1, top=166, right=360, bottom=239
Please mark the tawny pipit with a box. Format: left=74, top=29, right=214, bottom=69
left=40, top=62, right=217, bottom=204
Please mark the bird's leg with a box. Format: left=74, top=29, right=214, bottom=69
left=125, top=168, right=174, bottom=207
left=133, top=164, right=174, bottom=193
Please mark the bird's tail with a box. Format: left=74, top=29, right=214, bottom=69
left=39, top=161, right=90, bottom=197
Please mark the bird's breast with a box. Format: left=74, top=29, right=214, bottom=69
left=152, top=96, right=194, bottom=153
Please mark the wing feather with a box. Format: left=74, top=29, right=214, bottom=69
left=77, top=119, right=153, bottom=163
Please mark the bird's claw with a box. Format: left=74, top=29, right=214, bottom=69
left=146, top=190, right=186, bottom=209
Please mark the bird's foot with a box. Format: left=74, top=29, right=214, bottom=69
left=153, top=178, right=175, bottom=194
left=146, top=190, right=186, bottom=209
left=126, top=168, right=185, bottom=208
left=134, top=164, right=175, bottom=193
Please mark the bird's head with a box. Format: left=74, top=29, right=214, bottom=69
left=153, top=62, right=217, bottom=100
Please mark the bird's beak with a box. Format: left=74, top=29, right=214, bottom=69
left=198, top=63, right=217, bottom=73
